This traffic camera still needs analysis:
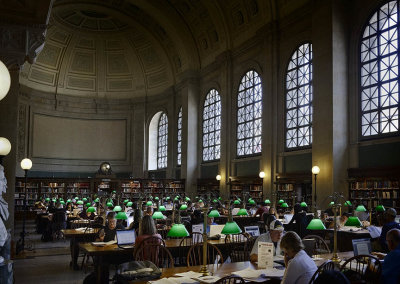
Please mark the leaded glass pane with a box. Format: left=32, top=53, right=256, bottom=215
left=285, top=43, right=313, bottom=149
left=177, top=107, right=182, bottom=166
left=202, top=89, right=221, bottom=161
left=361, top=0, right=400, bottom=137
left=237, top=70, right=263, bottom=156
left=157, top=112, right=168, bottom=169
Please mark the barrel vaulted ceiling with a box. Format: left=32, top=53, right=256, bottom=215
left=19, top=0, right=310, bottom=99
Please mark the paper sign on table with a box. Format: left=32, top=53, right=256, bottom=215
left=192, top=224, right=203, bottom=234
left=258, top=242, right=274, bottom=269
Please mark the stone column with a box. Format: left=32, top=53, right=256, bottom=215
left=312, top=0, right=349, bottom=208
left=180, top=77, right=199, bottom=198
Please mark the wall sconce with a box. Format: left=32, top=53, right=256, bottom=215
left=0, top=60, right=11, bottom=101
left=216, top=174, right=221, bottom=181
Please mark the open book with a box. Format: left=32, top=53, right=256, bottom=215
left=91, top=240, right=117, bottom=246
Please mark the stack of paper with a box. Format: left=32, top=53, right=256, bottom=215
left=174, top=271, right=204, bottom=278
left=91, top=240, right=117, bottom=246
left=233, top=267, right=284, bottom=282
left=150, top=277, right=199, bottom=284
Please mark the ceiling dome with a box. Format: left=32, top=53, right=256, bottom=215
left=19, top=1, right=179, bottom=99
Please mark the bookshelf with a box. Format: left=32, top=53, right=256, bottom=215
left=229, top=176, right=263, bottom=203
left=197, top=178, right=220, bottom=197
left=274, top=172, right=312, bottom=209
left=348, top=167, right=400, bottom=212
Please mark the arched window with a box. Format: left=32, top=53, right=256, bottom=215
left=202, top=89, right=221, bottom=161
left=237, top=70, right=262, bottom=156
left=361, top=1, right=399, bottom=137
left=157, top=112, right=168, bottom=169
left=177, top=107, right=182, bottom=165
left=285, top=43, right=313, bottom=149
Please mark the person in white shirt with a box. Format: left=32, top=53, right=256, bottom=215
left=250, top=219, right=284, bottom=262
left=280, top=231, right=317, bottom=284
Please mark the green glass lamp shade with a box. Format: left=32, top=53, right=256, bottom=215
left=264, top=199, right=271, bottom=204
left=60, top=201, right=65, bottom=205
left=234, top=200, right=240, bottom=205
left=306, top=219, right=326, bottom=230
left=329, top=201, right=335, bottom=206
left=355, top=205, right=367, bottom=212
left=86, top=202, right=91, bottom=207
left=345, top=216, right=362, bottom=227
left=166, top=196, right=171, bottom=200
left=221, top=221, right=242, bottom=235
left=281, top=202, right=289, bottom=208
left=115, top=211, right=128, bottom=220
left=213, top=199, right=218, bottom=203
left=67, top=199, right=71, bottom=203
left=77, top=200, right=84, bottom=205
left=218, top=197, right=222, bottom=200
left=106, top=202, right=113, bottom=207
left=124, top=199, right=129, bottom=204
left=155, top=197, right=159, bottom=201
left=146, top=201, right=153, bottom=206
left=45, top=197, right=50, bottom=201
left=82, top=198, right=87, bottom=202
left=87, top=207, right=96, bottom=213
left=278, top=199, right=284, bottom=204
left=198, top=199, right=203, bottom=203
left=126, top=201, right=133, bottom=207
left=112, top=190, right=116, bottom=193
left=167, top=223, right=189, bottom=237
left=249, top=199, right=256, bottom=205
left=179, top=204, right=188, bottom=210
left=152, top=211, right=165, bottom=219
left=174, top=197, right=179, bottom=201
left=59, top=198, right=64, bottom=201
left=237, top=208, right=249, bottom=216
left=208, top=210, right=220, bottom=218
left=376, top=205, right=385, bottom=212
left=75, top=197, right=79, bottom=200
left=300, top=202, right=308, bottom=207
left=113, top=205, right=122, bottom=212
left=344, top=201, right=352, bottom=206
left=94, top=198, right=100, bottom=203
left=159, top=205, right=166, bottom=211
left=185, top=197, right=190, bottom=202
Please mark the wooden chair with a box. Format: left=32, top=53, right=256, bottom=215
left=177, top=232, right=203, bottom=266
left=309, top=260, right=336, bottom=283
left=224, top=233, right=250, bottom=262
left=339, top=254, right=382, bottom=284
left=224, top=233, right=249, bottom=244
left=302, top=235, right=330, bottom=256
left=187, top=242, right=224, bottom=269
left=134, top=243, right=174, bottom=270
left=215, top=275, right=246, bottom=284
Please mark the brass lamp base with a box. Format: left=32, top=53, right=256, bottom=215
left=199, top=265, right=209, bottom=276
left=331, top=253, right=341, bottom=263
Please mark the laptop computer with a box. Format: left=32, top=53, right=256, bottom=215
left=244, top=226, right=260, bottom=237
left=209, top=224, right=226, bottom=238
left=116, top=230, right=136, bottom=249
left=352, top=238, right=372, bottom=256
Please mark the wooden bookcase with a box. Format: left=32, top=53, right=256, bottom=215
left=197, top=178, right=220, bottom=197
left=348, top=167, right=400, bottom=212
left=229, top=176, right=263, bottom=203
left=274, top=172, right=312, bottom=209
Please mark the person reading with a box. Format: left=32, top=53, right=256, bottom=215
left=96, top=211, right=124, bottom=242
left=250, top=219, right=284, bottom=262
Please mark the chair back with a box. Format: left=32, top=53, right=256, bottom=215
left=215, top=276, right=245, bottom=284
left=302, top=235, right=330, bottom=256
left=134, top=243, right=174, bottom=270
left=187, top=242, right=224, bottom=269
left=339, top=254, right=382, bottom=284
left=180, top=232, right=204, bottom=247
left=228, top=236, right=255, bottom=262
left=309, top=260, right=336, bottom=283
left=225, top=233, right=249, bottom=244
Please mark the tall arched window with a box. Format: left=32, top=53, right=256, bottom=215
left=177, top=107, right=182, bottom=165
left=203, top=89, right=221, bottom=161
left=157, top=112, right=168, bottom=169
left=285, top=43, right=313, bottom=149
left=237, top=70, right=262, bottom=156
left=361, top=1, right=399, bottom=137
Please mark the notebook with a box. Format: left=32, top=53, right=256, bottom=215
left=244, top=226, right=260, bottom=237
left=116, top=230, right=136, bottom=249
left=352, top=238, right=372, bottom=256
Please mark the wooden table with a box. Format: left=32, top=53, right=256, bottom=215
left=61, top=228, right=100, bottom=269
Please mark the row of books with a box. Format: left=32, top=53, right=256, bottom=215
left=350, top=181, right=400, bottom=189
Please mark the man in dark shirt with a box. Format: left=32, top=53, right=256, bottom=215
left=379, top=208, right=400, bottom=252
left=97, top=211, right=124, bottom=242
left=382, top=228, right=400, bottom=283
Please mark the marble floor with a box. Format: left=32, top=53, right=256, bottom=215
left=12, top=220, right=89, bottom=284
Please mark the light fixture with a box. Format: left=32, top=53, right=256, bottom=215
left=154, top=197, right=159, bottom=201
left=126, top=201, right=133, bottom=207
left=0, top=137, right=11, bottom=163
left=208, top=210, right=220, bottom=218
left=329, top=201, right=335, bottom=206
left=106, top=201, right=113, bottom=207
left=179, top=204, right=188, bottom=210
left=355, top=205, right=367, bottom=212
left=0, top=60, right=11, bottom=101
left=306, top=219, right=326, bottom=230
left=259, top=171, right=265, bottom=178
left=159, top=205, right=166, bottom=211
left=83, top=198, right=87, bottom=202
left=167, top=223, right=189, bottom=237
left=20, top=158, right=33, bottom=170
left=94, top=198, right=100, bottom=203
left=345, top=216, right=362, bottom=227
left=300, top=202, right=308, bottom=207
left=113, top=205, right=122, bottom=212
left=85, top=202, right=91, bottom=207
left=278, top=199, right=284, bottom=204
left=216, top=175, right=221, bottom=181
left=236, top=208, right=249, bottom=216
left=77, top=200, right=84, bottom=205
left=124, top=199, right=129, bottom=204
left=248, top=199, right=256, bottom=205
left=115, top=211, right=128, bottom=220
left=152, top=211, right=165, bottom=219
left=233, top=200, right=240, bottom=205
left=311, top=165, right=320, bottom=214
left=221, top=221, right=242, bottom=235
left=344, top=201, right=352, bottom=206
left=87, top=207, right=96, bottom=213
left=146, top=201, right=153, bottom=206
left=281, top=202, right=289, bottom=208
left=264, top=199, right=271, bottom=204
left=376, top=205, right=385, bottom=212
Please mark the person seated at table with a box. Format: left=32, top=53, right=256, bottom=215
left=191, top=208, right=203, bottom=225
left=379, top=208, right=400, bottom=252
left=288, top=203, right=308, bottom=238
left=263, top=207, right=278, bottom=230
left=135, top=215, right=162, bottom=250
left=379, top=228, right=400, bottom=283
left=250, top=220, right=284, bottom=262
left=145, top=206, right=153, bottom=216
left=328, top=213, right=348, bottom=229
left=35, top=199, right=46, bottom=210
left=79, top=205, right=95, bottom=220
left=254, top=202, right=269, bottom=219
left=206, top=217, right=217, bottom=234
left=280, top=231, right=317, bottom=284
left=231, top=203, right=242, bottom=216
left=96, top=212, right=124, bottom=242
left=47, top=200, right=56, bottom=213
